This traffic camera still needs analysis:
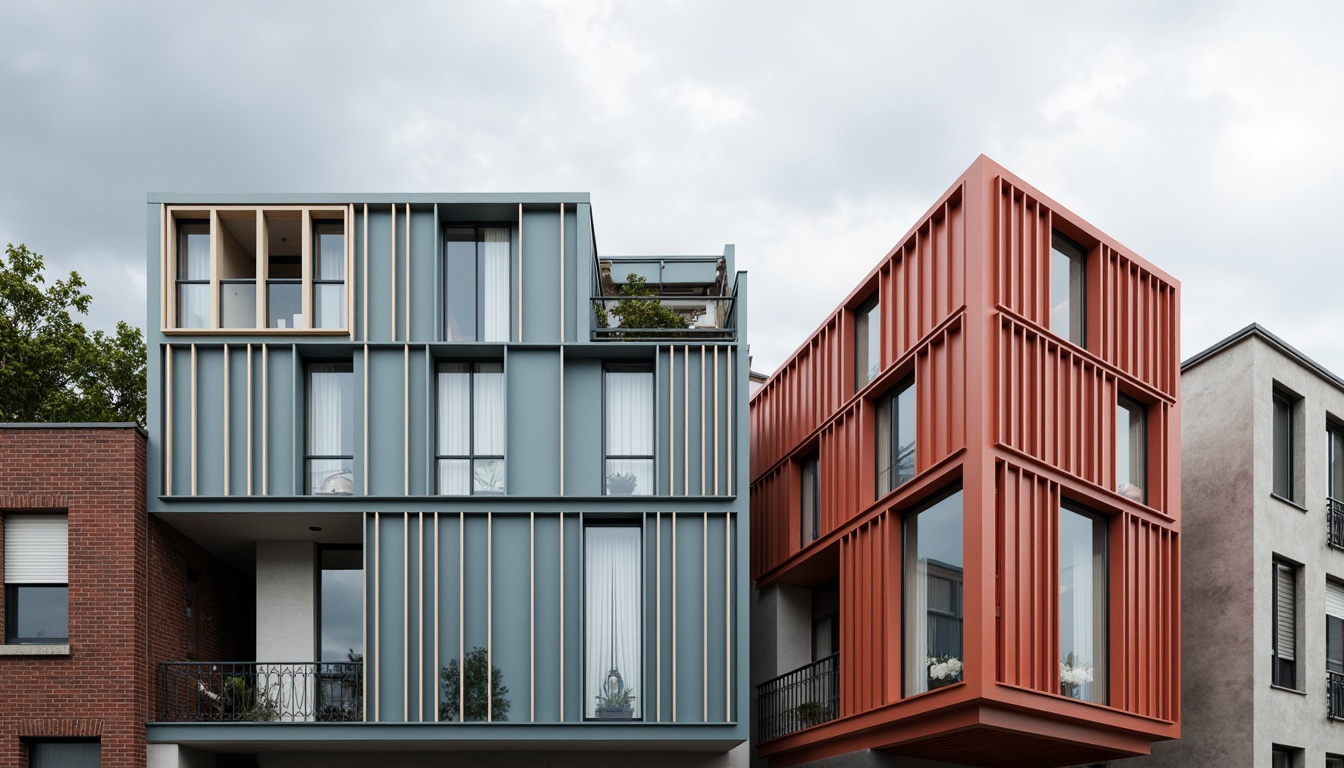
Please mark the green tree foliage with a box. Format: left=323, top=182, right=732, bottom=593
left=595, top=272, right=690, bottom=334
left=0, top=243, right=146, bottom=426
left=439, top=646, right=510, bottom=721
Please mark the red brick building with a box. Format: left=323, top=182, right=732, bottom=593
left=750, top=156, right=1181, bottom=767
left=0, top=424, right=247, bottom=768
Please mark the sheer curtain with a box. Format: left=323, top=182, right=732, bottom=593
left=605, top=371, right=654, bottom=495
left=482, top=228, right=510, bottom=342
left=1059, top=507, right=1107, bottom=702
left=315, top=229, right=346, bottom=329
left=472, top=364, right=504, bottom=492
left=585, top=526, right=642, bottom=718
left=437, top=364, right=471, bottom=494
left=309, top=365, right=351, bottom=494
left=180, top=226, right=211, bottom=328
left=904, top=490, right=963, bottom=695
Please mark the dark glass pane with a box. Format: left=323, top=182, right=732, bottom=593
left=320, top=549, right=364, bottom=663
left=1050, top=232, right=1086, bottom=347
left=896, top=379, right=916, bottom=485
left=31, top=741, right=100, bottom=768
left=801, top=454, right=819, bottom=543
left=267, top=281, right=302, bottom=328
left=854, top=296, right=879, bottom=390
left=1330, top=426, right=1344, bottom=500
left=1327, top=615, right=1343, bottom=673
left=11, top=585, right=68, bottom=641
left=444, top=232, right=477, bottom=341
left=1117, top=396, right=1147, bottom=503
left=1273, top=394, right=1293, bottom=498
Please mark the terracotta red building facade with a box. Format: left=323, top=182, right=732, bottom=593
left=750, top=156, right=1180, bottom=767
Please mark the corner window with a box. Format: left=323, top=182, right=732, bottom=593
left=176, top=220, right=211, bottom=329
left=312, top=221, right=347, bottom=329
left=1272, top=558, right=1299, bottom=689
left=1116, top=395, right=1147, bottom=504
left=444, top=226, right=511, bottom=342
left=604, top=368, right=653, bottom=496
left=1273, top=389, right=1297, bottom=501
left=307, top=363, right=354, bottom=495
left=4, top=514, right=69, bottom=644
left=854, top=295, right=880, bottom=391
left=437, top=362, right=505, bottom=495
left=876, top=376, right=916, bottom=496
left=904, top=488, right=964, bottom=695
left=1049, top=231, right=1086, bottom=347
left=29, top=741, right=100, bottom=768
left=585, top=525, right=642, bottom=720
left=800, top=451, right=819, bottom=545
left=1059, top=505, right=1107, bottom=703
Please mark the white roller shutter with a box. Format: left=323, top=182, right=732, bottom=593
left=1327, top=580, right=1344, bottom=621
left=3, top=514, right=68, bottom=583
left=1275, top=563, right=1296, bottom=661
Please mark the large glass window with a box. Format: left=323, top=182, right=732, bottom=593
left=876, top=376, right=916, bottom=496
left=29, top=742, right=100, bottom=768
left=800, top=451, right=820, bottom=545
left=307, top=363, right=354, bottom=495
left=1273, top=390, right=1295, bottom=500
left=1059, top=505, right=1107, bottom=703
left=318, top=546, right=364, bottom=722
left=585, top=525, right=642, bottom=719
left=1050, top=231, right=1086, bottom=347
left=1329, top=422, right=1344, bottom=502
left=4, top=514, right=68, bottom=644
left=604, top=368, right=654, bottom=496
left=854, top=295, right=880, bottom=391
left=313, top=221, right=346, bottom=329
left=176, top=220, right=211, bottom=329
left=1273, top=558, right=1299, bottom=689
left=904, top=488, right=964, bottom=695
left=437, top=362, right=505, bottom=495
left=444, top=226, right=510, bottom=342
left=1116, top=395, right=1147, bottom=503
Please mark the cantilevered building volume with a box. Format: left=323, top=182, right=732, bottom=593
left=750, top=156, right=1181, bottom=768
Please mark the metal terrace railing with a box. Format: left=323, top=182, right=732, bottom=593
left=1329, top=497, right=1344, bottom=550
left=159, top=661, right=363, bottom=722
left=1330, top=670, right=1344, bottom=721
left=591, top=256, right=738, bottom=341
left=756, top=653, right=839, bottom=742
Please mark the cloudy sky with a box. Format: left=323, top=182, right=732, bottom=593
left=2, top=1, right=1342, bottom=376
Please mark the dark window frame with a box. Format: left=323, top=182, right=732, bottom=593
left=1057, top=501, right=1110, bottom=704
left=1272, top=558, right=1299, bottom=689
left=1050, top=230, right=1087, bottom=348
left=1273, top=388, right=1297, bottom=501
left=4, top=584, right=69, bottom=644
left=876, top=374, right=916, bottom=497
left=1116, top=393, right=1148, bottom=504
left=800, top=450, right=820, bottom=545
left=900, top=484, right=965, bottom=696
left=305, top=361, right=355, bottom=496
left=853, top=293, right=880, bottom=392
left=175, top=219, right=211, bottom=328
left=436, top=360, right=506, bottom=496
left=442, top=224, right=512, bottom=343
left=602, top=364, right=655, bottom=496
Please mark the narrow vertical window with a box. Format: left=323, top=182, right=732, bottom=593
left=1050, top=231, right=1086, bottom=347
left=854, top=295, right=880, bottom=391
left=185, top=570, right=201, bottom=660
left=604, top=368, right=654, bottom=496
left=176, top=219, right=211, bottom=329
left=265, top=212, right=302, bottom=329
left=1116, top=395, right=1147, bottom=503
left=1272, top=559, right=1298, bottom=689
left=318, top=546, right=364, bottom=721
left=585, top=525, right=642, bottom=719
left=444, top=226, right=510, bottom=342
left=307, top=363, right=354, bottom=495
left=218, top=214, right=258, bottom=329
left=313, top=220, right=346, bottom=329
left=436, top=362, right=505, bottom=495
left=1329, top=579, right=1344, bottom=719
left=1273, top=391, right=1294, bottom=500
left=876, top=376, right=916, bottom=496
left=904, top=488, right=964, bottom=695
left=800, top=451, right=820, bottom=545
left=3, top=514, right=69, bottom=644
left=1059, top=505, right=1107, bottom=703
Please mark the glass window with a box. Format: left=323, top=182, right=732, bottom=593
left=307, top=363, right=354, bottom=495
left=1271, top=747, right=1296, bottom=768
left=176, top=220, right=211, bottom=329
left=313, top=221, right=346, bottom=329
left=265, top=212, right=303, bottom=329
left=1273, top=391, right=1295, bottom=499
left=1059, top=505, right=1107, bottom=703
left=4, top=514, right=69, bottom=644
left=604, top=368, right=654, bottom=496
left=318, top=546, right=364, bottom=722
left=1329, top=422, right=1344, bottom=502
left=904, top=488, right=964, bottom=695
left=444, top=226, right=511, bottom=342
left=1050, top=231, right=1086, bottom=347
left=854, top=295, right=880, bottom=391
left=1272, top=559, right=1298, bottom=689
left=811, top=579, right=839, bottom=660
left=29, top=742, right=100, bottom=768
left=876, top=376, right=916, bottom=496
left=800, top=451, right=820, bottom=545
left=585, top=525, right=642, bottom=719
left=1327, top=580, right=1344, bottom=676
left=1116, top=395, right=1147, bottom=503
left=437, top=362, right=505, bottom=494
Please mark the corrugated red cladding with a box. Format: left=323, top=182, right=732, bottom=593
left=750, top=156, right=1180, bottom=768
left=0, top=428, right=247, bottom=768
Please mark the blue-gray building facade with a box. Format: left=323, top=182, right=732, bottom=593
left=143, top=195, right=750, bottom=768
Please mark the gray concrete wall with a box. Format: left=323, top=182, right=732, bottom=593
left=256, top=540, right=316, bottom=662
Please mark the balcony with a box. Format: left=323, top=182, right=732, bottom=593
left=1331, top=670, right=1344, bottom=721
left=159, top=661, right=363, bottom=723
left=1330, top=497, right=1344, bottom=550
left=757, top=654, right=839, bottom=742
left=591, top=256, right=738, bottom=341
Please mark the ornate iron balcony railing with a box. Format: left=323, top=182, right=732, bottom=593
left=756, top=653, right=839, bottom=742
left=1328, top=497, right=1344, bottom=550
left=1329, top=670, right=1344, bottom=721
left=158, top=661, right=363, bottom=723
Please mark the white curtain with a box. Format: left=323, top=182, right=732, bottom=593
left=309, top=365, right=350, bottom=493
left=1059, top=508, right=1105, bottom=701
left=904, top=512, right=929, bottom=694
left=605, top=371, right=654, bottom=495
left=437, top=364, right=471, bottom=495
left=315, top=230, right=346, bottom=329
left=473, top=364, right=505, bottom=492
left=179, top=228, right=211, bottom=328
left=482, top=228, right=510, bottom=342
left=585, top=526, right=642, bottom=718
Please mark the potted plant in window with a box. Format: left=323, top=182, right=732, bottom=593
left=606, top=471, right=638, bottom=495
left=1059, top=652, right=1093, bottom=699
left=926, top=655, right=964, bottom=689
left=594, top=668, right=636, bottom=719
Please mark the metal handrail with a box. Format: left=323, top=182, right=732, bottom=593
left=756, top=653, right=840, bottom=742
left=158, top=661, right=363, bottom=722
left=1330, top=670, right=1344, bottom=720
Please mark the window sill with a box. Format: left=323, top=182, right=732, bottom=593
left=1269, top=684, right=1306, bottom=696
left=0, top=644, right=70, bottom=656
left=1269, top=493, right=1309, bottom=513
